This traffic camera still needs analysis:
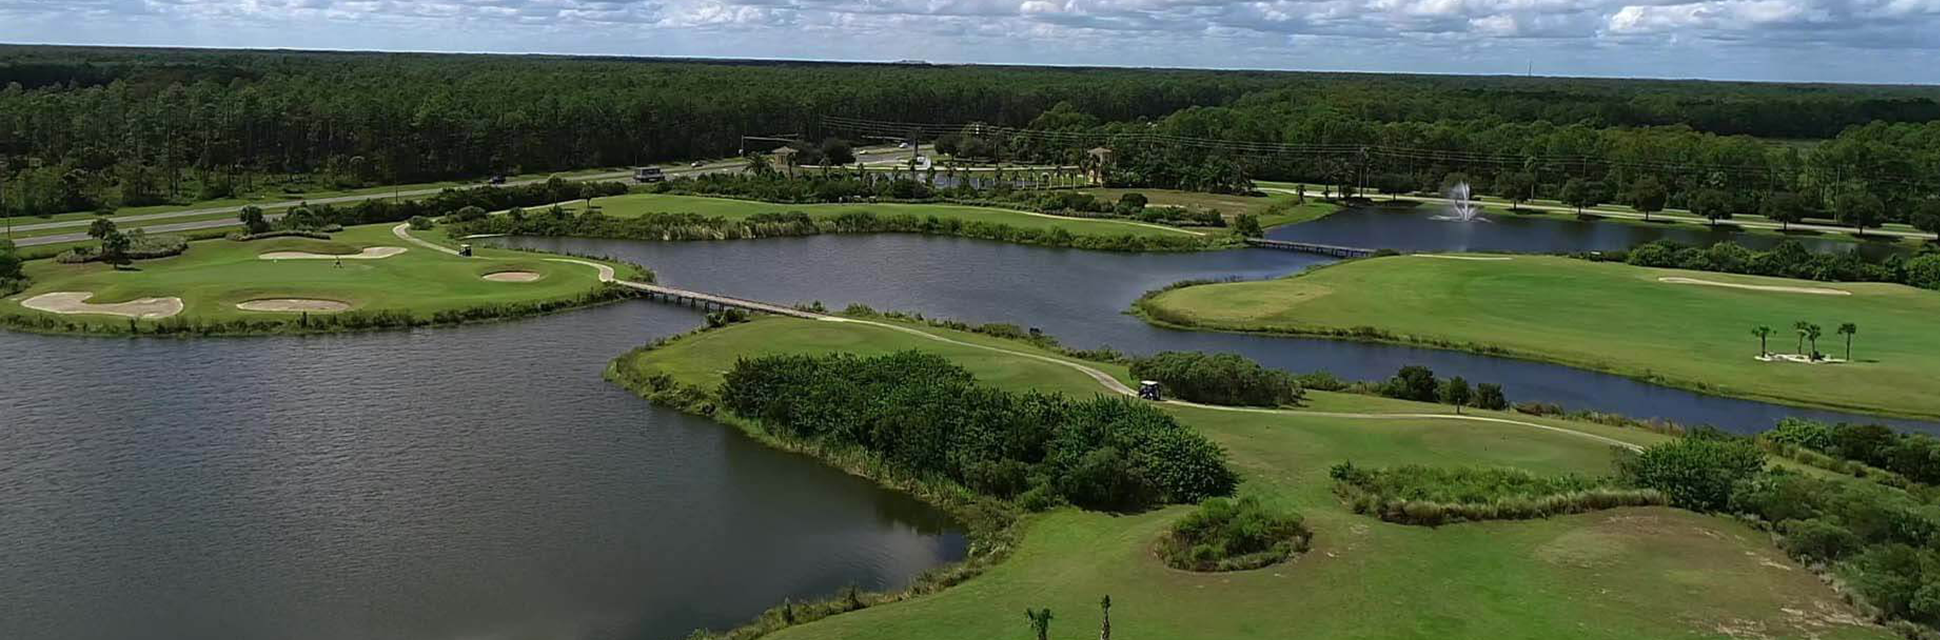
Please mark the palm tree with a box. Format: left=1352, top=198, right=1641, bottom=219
left=1099, top=595, right=1112, bottom=640
left=1793, top=320, right=1810, bottom=354
left=1805, top=323, right=1824, bottom=359
left=742, top=152, right=771, bottom=176
left=1838, top=323, right=1857, bottom=361
left=1752, top=325, right=1772, bottom=357
left=1025, top=608, right=1054, bottom=640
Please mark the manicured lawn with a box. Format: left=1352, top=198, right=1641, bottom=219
left=3, top=222, right=633, bottom=326
left=619, top=317, right=1883, bottom=640
left=561, top=193, right=1204, bottom=238
left=1142, top=254, right=1940, bottom=419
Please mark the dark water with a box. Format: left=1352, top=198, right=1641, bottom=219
left=1271, top=206, right=1916, bottom=260
left=0, top=303, right=965, bottom=640
left=509, top=234, right=1938, bottom=435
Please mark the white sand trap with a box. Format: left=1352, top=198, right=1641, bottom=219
left=1756, top=354, right=1849, bottom=365
left=21, top=291, right=184, bottom=319
left=1658, top=277, right=1850, bottom=296
left=258, top=246, right=407, bottom=260
left=236, top=299, right=351, bottom=313
left=482, top=271, right=543, bottom=282
left=1413, top=254, right=1512, bottom=261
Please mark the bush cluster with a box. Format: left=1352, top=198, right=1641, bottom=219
left=447, top=205, right=1214, bottom=252
left=1378, top=365, right=1509, bottom=410
left=57, top=230, right=188, bottom=263
left=1763, top=418, right=1940, bottom=486
left=1331, top=462, right=1664, bottom=526
left=1158, top=497, right=1312, bottom=571
left=1130, top=351, right=1303, bottom=406
left=1609, top=239, right=1940, bottom=290
left=720, top=350, right=1238, bottom=512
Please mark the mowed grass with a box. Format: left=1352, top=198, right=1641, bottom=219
left=4, top=223, right=627, bottom=324
left=1079, top=187, right=1340, bottom=228
left=1143, top=254, right=1940, bottom=419
left=622, top=317, right=1884, bottom=640
left=558, top=193, right=1202, bottom=238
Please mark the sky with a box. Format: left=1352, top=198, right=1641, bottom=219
left=2, top=0, right=1938, bottom=84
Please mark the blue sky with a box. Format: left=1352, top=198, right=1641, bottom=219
left=3, top=0, right=1937, bottom=84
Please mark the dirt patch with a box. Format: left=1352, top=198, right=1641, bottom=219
left=236, top=298, right=351, bottom=313
left=258, top=246, right=407, bottom=260
left=483, top=271, right=543, bottom=282
left=1658, top=277, right=1850, bottom=296
left=21, top=291, right=184, bottom=319
left=1412, top=254, right=1512, bottom=261
left=1535, top=530, right=1632, bottom=568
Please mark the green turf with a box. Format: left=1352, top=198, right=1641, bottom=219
left=619, top=316, right=1884, bottom=640
left=3, top=222, right=631, bottom=325
left=1142, top=254, right=1940, bottom=419
left=561, top=193, right=1205, bottom=239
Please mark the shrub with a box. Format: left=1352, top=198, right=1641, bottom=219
left=1473, top=383, right=1508, bottom=410
left=407, top=215, right=436, bottom=230
left=1618, top=437, right=1766, bottom=511
left=1158, top=496, right=1312, bottom=571
left=1779, top=518, right=1862, bottom=562
left=1382, top=365, right=1440, bottom=402
left=1330, top=462, right=1663, bottom=526
left=719, top=351, right=1237, bottom=512
left=1130, top=351, right=1303, bottom=406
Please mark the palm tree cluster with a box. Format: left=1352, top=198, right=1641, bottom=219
left=1755, top=321, right=1859, bottom=361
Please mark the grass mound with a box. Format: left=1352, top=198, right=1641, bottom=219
left=1157, top=496, right=1311, bottom=571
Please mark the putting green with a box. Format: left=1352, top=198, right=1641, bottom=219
left=617, top=317, right=1884, bottom=640
left=3, top=223, right=635, bottom=328
left=1139, top=254, right=1940, bottom=420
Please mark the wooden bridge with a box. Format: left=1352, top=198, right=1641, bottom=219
left=1243, top=238, right=1378, bottom=258
left=618, top=281, right=824, bottom=319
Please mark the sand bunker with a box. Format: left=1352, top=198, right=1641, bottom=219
left=236, top=299, right=351, bottom=312
left=1756, top=354, right=1849, bottom=365
left=258, top=246, right=407, bottom=260
left=21, top=291, right=184, bottom=319
left=1658, top=277, right=1850, bottom=296
left=482, top=271, right=543, bottom=282
left=1413, top=254, right=1512, bottom=261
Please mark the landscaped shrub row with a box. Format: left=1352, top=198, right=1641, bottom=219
left=446, top=205, right=1217, bottom=252
left=1130, top=351, right=1304, bottom=406
left=0, top=283, right=639, bottom=336
left=1580, top=238, right=1940, bottom=290
left=1158, top=496, right=1311, bottom=571
left=720, top=350, right=1238, bottom=512
left=656, top=173, right=1234, bottom=229
left=1330, top=462, right=1664, bottom=526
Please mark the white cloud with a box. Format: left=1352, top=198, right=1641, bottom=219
left=0, top=0, right=1936, bottom=80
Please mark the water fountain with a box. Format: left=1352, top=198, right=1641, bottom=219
left=1430, top=182, right=1488, bottom=222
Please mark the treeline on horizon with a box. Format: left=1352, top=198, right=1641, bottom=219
left=1, top=46, right=1938, bottom=219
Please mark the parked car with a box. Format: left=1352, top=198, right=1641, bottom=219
left=691, top=160, right=704, bottom=168
left=634, top=167, right=666, bottom=183
left=487, top=175, right=507, bottom=185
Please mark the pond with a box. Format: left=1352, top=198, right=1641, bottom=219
left=0, top=303, right=965, bottom=640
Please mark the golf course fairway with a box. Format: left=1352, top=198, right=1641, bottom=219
left=1138, top=254, right=1940, bottom=420
left=3, top=223, right=640, bottom=332
left=558, top=193, right=1203, bottom=239
left=610, top=315, right=1885, bottom=640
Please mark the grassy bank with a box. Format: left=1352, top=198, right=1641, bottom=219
left=611, top=315, right=1883, bottom=640
left=1138, top=254, right=1940, bottom=420
left=1, top=222, right=642, bottom=335
left=560, top=193, right=1205, bottom=240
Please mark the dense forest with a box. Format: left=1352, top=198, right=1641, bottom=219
left=3, top=45, right=1939, bottom=219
